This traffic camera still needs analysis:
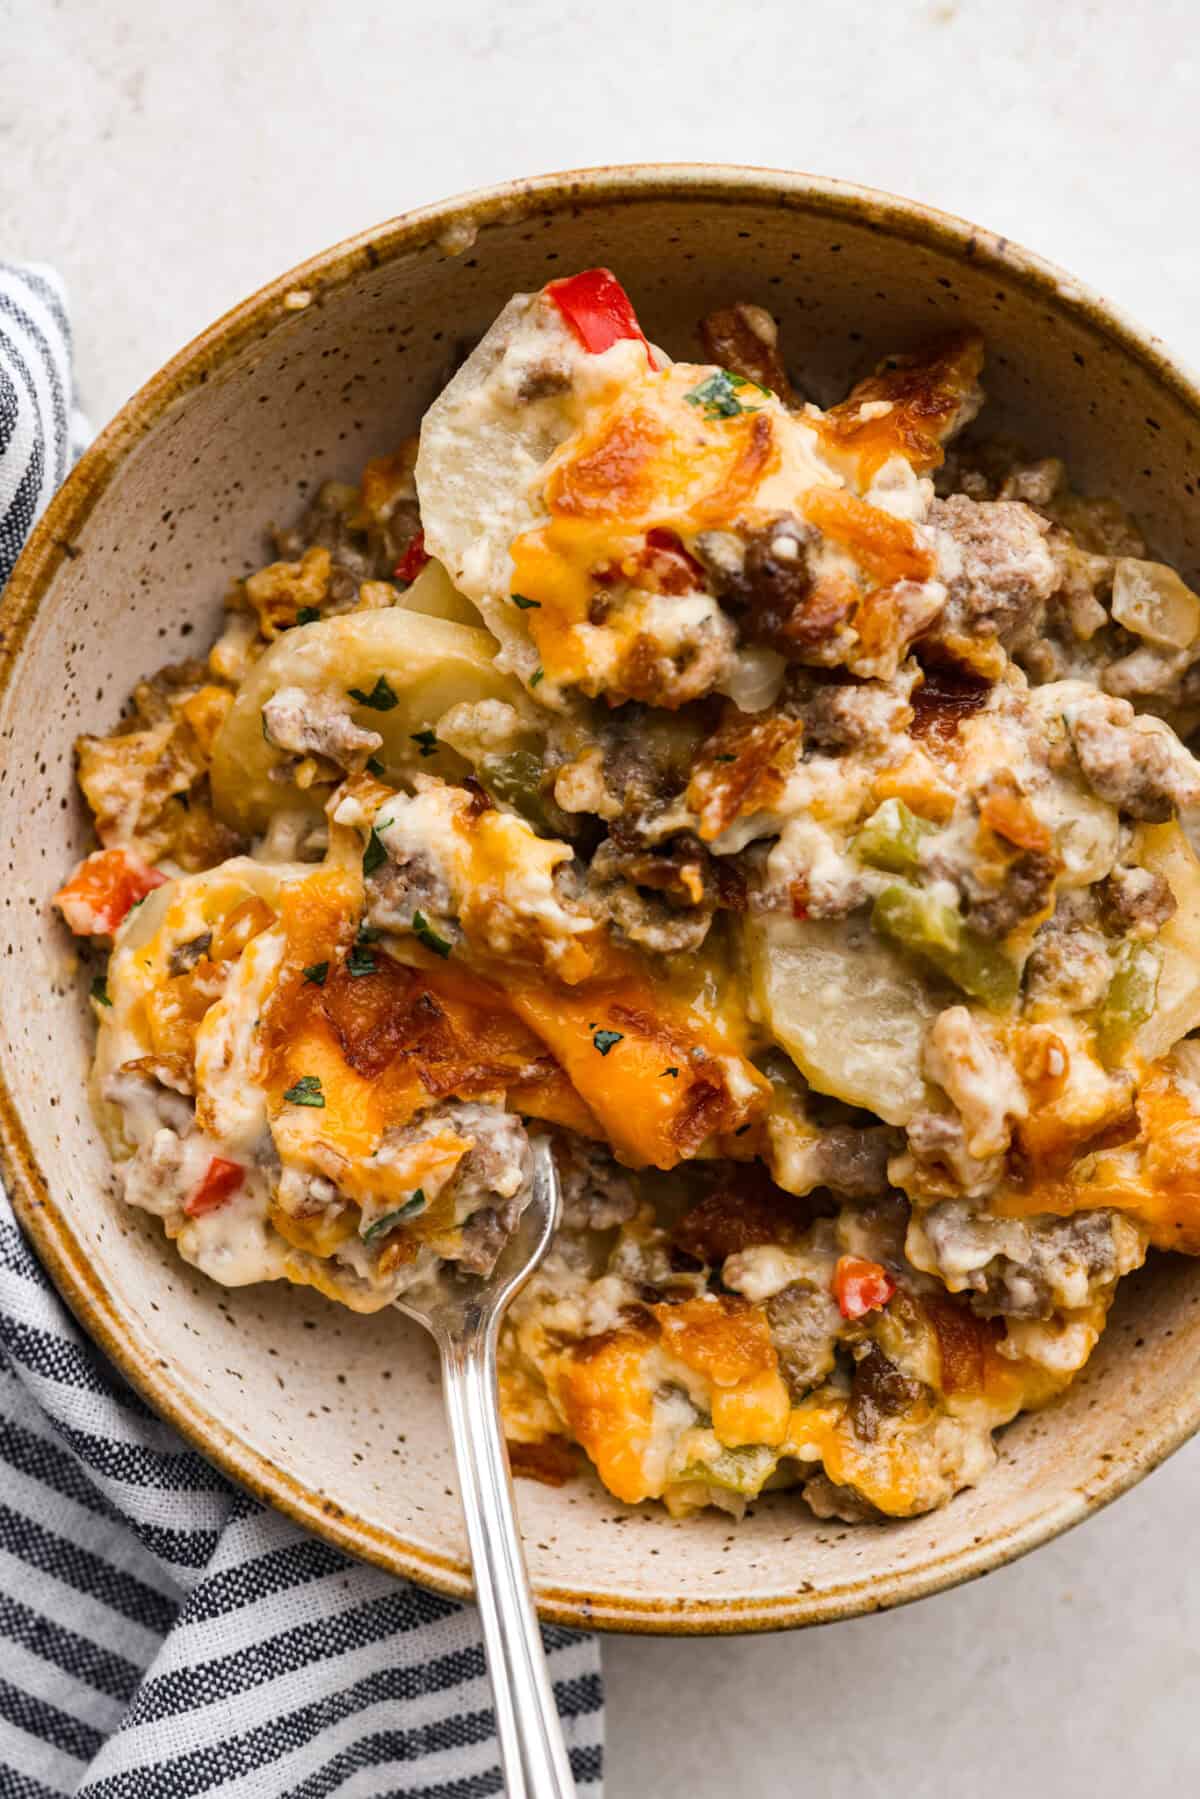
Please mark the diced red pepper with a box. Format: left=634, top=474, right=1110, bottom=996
left=789, top=877, right=810, bottom=922
left=184, top=1157, right=245, bottom=1218
left=545, top=269, right=651, bottom=359
left=394, top=529, right=429, bottom=585
left=640, top=529, right=706, bottom=594
left=53, top=847, right=168, bottom=937
left=592, top=529, right=705, bottom=596
left=833, top=1255, right=896, bottom=1320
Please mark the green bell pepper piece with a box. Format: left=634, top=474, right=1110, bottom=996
left=1096, top=940, right=1163, bottom=1060
left=873, top=881, right=1019, bottom=1009
left=852, top=798, right=934, bottom=876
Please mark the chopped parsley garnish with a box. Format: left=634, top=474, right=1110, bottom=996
left=90, top=975, right=111, bottom=1008
left=661, top=1065, right=679, bottom=1078
left=529, top=668, right=544, bottom=688
left=347, top=939, right=377, bottom=977
left=593, top=1029, right=624, bottom=1056
left=362, top=823, right=391, bottom=877
left=412, top=910, right=452, bottom=959
left=283, top=1074, right=325, bottom=1108
left=357, top=923, right=383, bottom=942
left=713, top=754, right=737, bottom=764
left=410, top=729, right=438, bottom=758
left=735, top=1123, right=752, bottom=1136
left=348, top=675, right=399, bottom=711
left=363, top=1190, right=427, bottom=1240
left=684, top=369, right=766, bottom=421
left=295, top=606, right=320, bottom=625
left=366, top=755, right=385, bottom=776
left=302, top=961, right=329, bottom=986
left=511, top=593, right=540, bottom=610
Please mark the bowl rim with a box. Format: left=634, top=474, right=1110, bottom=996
left=4, top=161, right=1200, bottom=1634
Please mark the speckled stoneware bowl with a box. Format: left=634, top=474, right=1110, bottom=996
left=5, top=165, right=1200, bottom=1633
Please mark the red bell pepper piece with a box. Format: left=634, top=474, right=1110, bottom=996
left=833, top=1255, right=896, bottom=1320
left=53, top=847, right=168, bottom=937
left=545, top=269, right=651, bottom=359
left=394, top=529, right=429, bottom=585
left=184, top=1157, right=245, bottom=1218
left=640, top=528, right=706, bottom=594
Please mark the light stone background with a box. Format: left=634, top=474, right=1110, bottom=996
left=5, top=1, right=1200, bottom=1792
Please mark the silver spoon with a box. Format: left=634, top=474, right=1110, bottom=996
left=396, top=1137, right=576, bottom=1799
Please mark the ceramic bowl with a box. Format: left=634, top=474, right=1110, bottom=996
left=4, top=166, right=1200, bottom=1633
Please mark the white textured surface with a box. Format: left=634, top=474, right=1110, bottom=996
left=4, top=1, right=1200, bottom=1792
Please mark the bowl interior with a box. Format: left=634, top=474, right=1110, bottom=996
left=4, top=170, right=1200, bottom=1631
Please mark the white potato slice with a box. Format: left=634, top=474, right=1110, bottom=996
left=210, top=610, right=524, bottom=833
left=1040, top=769, right=1121, bottom=889
left=1133, top=820, right=1200, bottom=1060
left=92, top=857, right=307, bottom=1156
left=395, top=557, right=481, bottom=627
left=750, top=912, right=940, bottom=1126
left=415, top=289, right=650, bottom=681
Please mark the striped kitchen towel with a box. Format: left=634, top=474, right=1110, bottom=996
left=0, top=261, right=604, bottom=1798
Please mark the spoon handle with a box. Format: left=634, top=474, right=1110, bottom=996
left=440, top=1313, right=577, bottom=1799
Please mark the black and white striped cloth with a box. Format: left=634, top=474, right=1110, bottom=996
left=0, top=261, right=604, bottom=1797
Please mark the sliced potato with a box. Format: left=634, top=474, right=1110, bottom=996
left=210, top=610, right=525, bottom=833
left=1041, top=771, right=1120, bottom=889
left=749, top=913, right=940, bottom=1125
left=1133, top=820, right=1200, bottom=1060
left=396, top=557, right=481, bottom=627
left=415, top=291, right=650, bottom=687
left=415, top=293, right=578, bottom=678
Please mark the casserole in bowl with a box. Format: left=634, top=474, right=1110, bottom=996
left=6, top=165, right=1200, bottom=1629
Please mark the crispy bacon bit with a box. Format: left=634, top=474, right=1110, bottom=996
left=818, top=333, right=984, bottom=480
left=688, top=709, right=804, bottom=842
left=925, top=1294, right=1002, bottom=1395
left=314, top=953, right=555, bottom=1107
left=394, top=529, right=429, bottom=585
left=507, top=1437, right=580, bottom=1487
left=54, top=847, right=167, bottom=937
left=978, top=773, right=1054, bottom=854
left=671, top=1168, right=813, bottom=1264
left=698, top=303, right=796, bottom=404
left=184, top=1156, right=245, bottom=1218
left=910, top=664, right=990, bottom=746
left=833, top=1255, right=896, bottom=1320
left=321, top=956, right=455, bottom=1079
